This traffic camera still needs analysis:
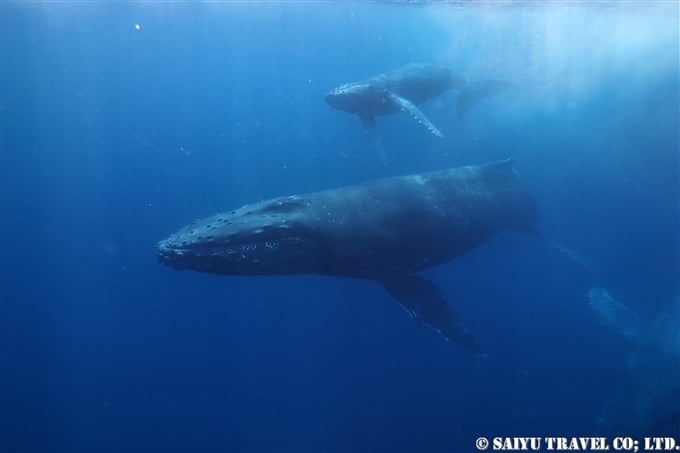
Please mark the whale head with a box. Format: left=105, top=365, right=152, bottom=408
left=157, top=196, right=324, bottom=276
left=324, top=82, right=379, bottom=114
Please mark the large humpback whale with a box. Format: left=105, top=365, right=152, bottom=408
left=324, top=63, right=510, bottom=164
left=157, top=159, right=537, bottom=354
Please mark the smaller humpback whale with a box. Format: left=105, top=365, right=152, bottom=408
left=324, top=63, right=510, bottom=164
left=157, top=159, right=539, bottom=355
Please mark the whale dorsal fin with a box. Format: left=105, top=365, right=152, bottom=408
left=382, top=273, right=485, bottom=356
left=386, top=92, right=444, bottom=137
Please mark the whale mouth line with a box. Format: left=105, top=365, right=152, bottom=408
left=157, top=223, right=306, bottom=251
left=156, top=235, right=318, bottom=274
left=156, top=235, right=314, bottom=263
left=157, top=237, right=284, bottom=253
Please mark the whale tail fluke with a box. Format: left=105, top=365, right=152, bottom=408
left=457, top=79, right=513, bottom=118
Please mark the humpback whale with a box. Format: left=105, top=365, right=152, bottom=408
left=157, top=159, right=537, bottom=354
left=324, top=63, right=510, bottom=164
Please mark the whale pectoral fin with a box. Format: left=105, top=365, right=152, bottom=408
left=360, top=115, right=390, bottom=167
left=386, top=92, right=444, bottom=137
left=382, top=274, right=485, bottom=355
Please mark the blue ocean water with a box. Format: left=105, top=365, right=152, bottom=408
left=0, top=1, right=678, bottom=451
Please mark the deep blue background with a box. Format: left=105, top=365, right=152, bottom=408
left=1, top=2, right=678, bottom=451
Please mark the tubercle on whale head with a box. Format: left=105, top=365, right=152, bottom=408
left=156, top=196, right=323, bottom=276
left=324, top=82, right=377, bottom=113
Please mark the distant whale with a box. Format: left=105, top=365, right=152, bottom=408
left=596, top=299, right=680, bottom=436
left=324, top=63, right=510, bottom=164
left=157, top=159, right=537, bottom=355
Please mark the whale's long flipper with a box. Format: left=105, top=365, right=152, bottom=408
left=387, top=92, right=444, bottom=137
left=457, top=80, right=512, bottom=118
left=361, top=115, right=389, bottom=167
left=382, top=274, right=484, bottom=356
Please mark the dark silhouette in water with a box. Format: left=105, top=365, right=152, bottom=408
left=324, top=63, right=510, bottom=164
left=158, top=159, right=538, bottom=355
left=595, top=297, right=680, bottom=436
